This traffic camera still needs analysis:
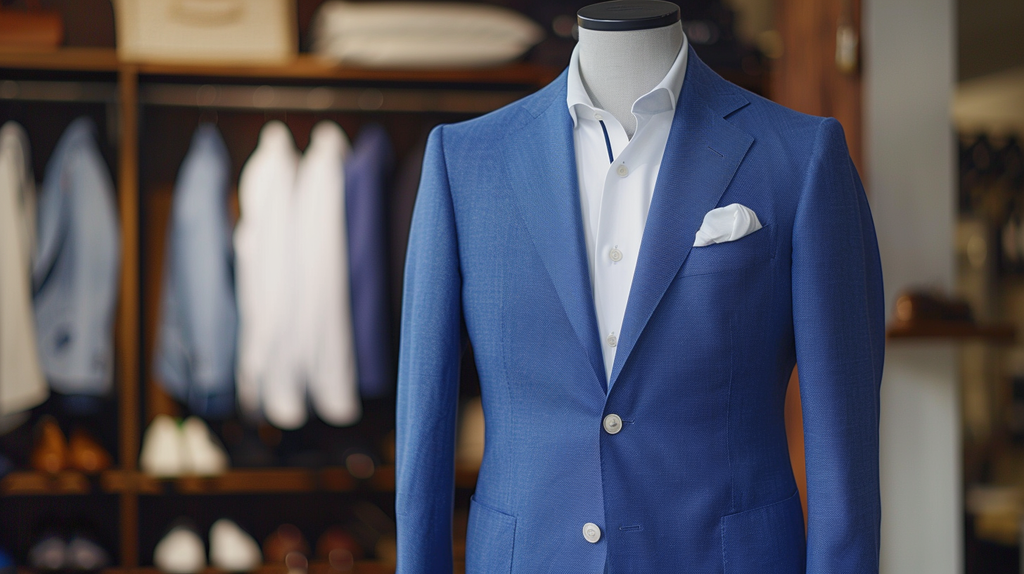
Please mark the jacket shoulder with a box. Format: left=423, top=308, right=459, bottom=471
left=432, top=70, right=566, bottom=152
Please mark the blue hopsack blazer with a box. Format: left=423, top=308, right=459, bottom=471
left=396, top=45, right=884, bottom=574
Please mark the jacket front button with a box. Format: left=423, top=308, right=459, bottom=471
left=603, top=414, right=622, bottom=435
left=582, top=523, right=601, bottom=543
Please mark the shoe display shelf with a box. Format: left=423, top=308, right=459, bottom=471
left=0, top=46, right=551, bottom=574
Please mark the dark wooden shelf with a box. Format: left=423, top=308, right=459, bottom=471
left=3, top=464, right=480, bottom=496
left=0, top=470, right=92, bottom=495
left=886, top=320, right=1017, bottom=342
left=0, top=47, right=119, bottom=72
left=135, top=55, right=559, bottom=87
left=101, top=562, right=395, bottom=574
left=0, top=48, right=559, bottom=88
left=105, top=466, right=392, bottom=495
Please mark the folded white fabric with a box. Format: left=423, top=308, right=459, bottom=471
left=693, top=203, right=763, bottom=247
left=311, top=1, right=544, bottom=68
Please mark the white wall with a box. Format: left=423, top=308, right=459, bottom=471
left=864, top=0, right=960, bottom=572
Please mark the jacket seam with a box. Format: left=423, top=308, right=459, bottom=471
left=727, top=315, right=735, bottom=515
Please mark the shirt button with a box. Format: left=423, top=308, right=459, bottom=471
left=583, top=523, right=602, bottom=543
left=609, top=248, right=622, bottom=262
left=603, top=414, right=622, bottom=435
left=606, top=334, right=617, bottom=347
left=593, top=113, right=603, bottom=121
left=616, top=164, right=629, bottom=177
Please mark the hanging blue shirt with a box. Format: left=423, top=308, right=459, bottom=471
left=154, top=124, right=237, bottom=418
left=32, top=117, right=120, bottom=407
left=345, top=124, right=395, bottom=399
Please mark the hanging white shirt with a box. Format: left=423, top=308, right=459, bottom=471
left=0, top=122, right=47, bottom=417
left=234, top=121, right=299, bottom=424
left=566, top=37, right=689, bottom=382
left=291, top=120, right=360, bottom=428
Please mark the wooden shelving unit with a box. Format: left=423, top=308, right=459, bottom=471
left=0, top=47, right=119, bottom=72
left=0, top=47, right=527, bottom=574
left=1, top=464, right=483, bottom=496
left=886, top=320, right=1017, bottom=342
left=102, top=561, right=397, bottom=574
left=0, top=48, right=559, bottom=85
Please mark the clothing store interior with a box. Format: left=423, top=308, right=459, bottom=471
left=0, top=0, right=1020, bottom=573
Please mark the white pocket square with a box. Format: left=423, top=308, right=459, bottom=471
left=693, top=203, right=763, bottom=247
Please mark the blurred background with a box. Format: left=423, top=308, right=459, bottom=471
left=0, top=0, right=1018, bottom=573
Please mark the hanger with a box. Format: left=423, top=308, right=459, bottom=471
left=198, top=108, right=218, bottom=127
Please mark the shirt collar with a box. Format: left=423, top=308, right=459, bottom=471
left=566, top=32, right=689, bottom=127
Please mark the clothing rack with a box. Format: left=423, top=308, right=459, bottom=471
left=0, top=48, right=560, bottom=572
left=0, top=79, right=529, bottom=114
left=140, top=83, right=528, bottom=114
left=0, top=80, right=117, bottom=104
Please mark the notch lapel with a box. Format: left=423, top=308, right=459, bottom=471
left=502, top=77, right=607, bottom=392
left=608, top=51, right=754, bottom=391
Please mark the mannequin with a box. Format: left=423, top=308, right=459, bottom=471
left=395, top=0, right=884, bottom=570
left=577, top=1, right=683, bottom=138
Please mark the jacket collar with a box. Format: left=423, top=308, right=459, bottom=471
left=502, top=45, right=753, bottom=394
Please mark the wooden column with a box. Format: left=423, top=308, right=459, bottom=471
left=116, top=64, right=140, bottom=568
left=773, top=0, right=863, bottom=170
left=773, top=0, right=865, bottom=523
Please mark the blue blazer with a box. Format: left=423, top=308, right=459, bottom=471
left=396, top=46, right=884, bottom=574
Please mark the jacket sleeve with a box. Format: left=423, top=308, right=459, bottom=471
left=792, top=118, right=885, bottom=573
left=395, top=125, right=462, bottom=574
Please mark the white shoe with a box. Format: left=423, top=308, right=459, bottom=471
left=65, top=535, right=110, bottom=570
left=209, top=519, right=262, bottom=572
left=27, top=535, right=64, bottom=571
left=154, top=526, right=205, bottom=574
left=181, top=416, right=229, bottom=476
left=140, top=415, right=186, bottom=477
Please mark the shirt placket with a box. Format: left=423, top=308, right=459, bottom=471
left=592, top=113, right=637, bottom=377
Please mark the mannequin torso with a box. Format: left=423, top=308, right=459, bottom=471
left=577, top=21, right=683, bottom=138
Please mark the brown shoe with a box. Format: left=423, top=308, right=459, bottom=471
left=317, top=526, right=362, bottom=573
left=263, top=524, right=308, bottom=565
left=68, top=428, right=112, bottom=473
left=30, top=417, right=67, bottom=474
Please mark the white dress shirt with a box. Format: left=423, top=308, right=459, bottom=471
left=291, top=120, right=360, bottom=427
left=235, top=121, right=300, bottom=425
left=0, top=122, right=47, bottom=417
left=235, top=121, right=362, bottom=429
left=566, top=37, right=688, bottom=382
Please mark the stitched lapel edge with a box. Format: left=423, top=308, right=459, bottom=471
left=501, top=70, right=608, bottom=392
left=607, top=47, right=755, bottom=392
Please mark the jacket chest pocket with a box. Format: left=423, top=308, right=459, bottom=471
left=681, top=225, right=773, bottom=277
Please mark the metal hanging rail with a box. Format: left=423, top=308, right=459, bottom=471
left=0, top=79, right=118, bottom=104
left=139, top=83, right=527, bottom=114
left=0, top=79, right=527, bottom=114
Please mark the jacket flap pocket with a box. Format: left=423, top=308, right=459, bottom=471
left=721, top=489, right=805, bottom=574
left=466, top=496, right=516, bottom=574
